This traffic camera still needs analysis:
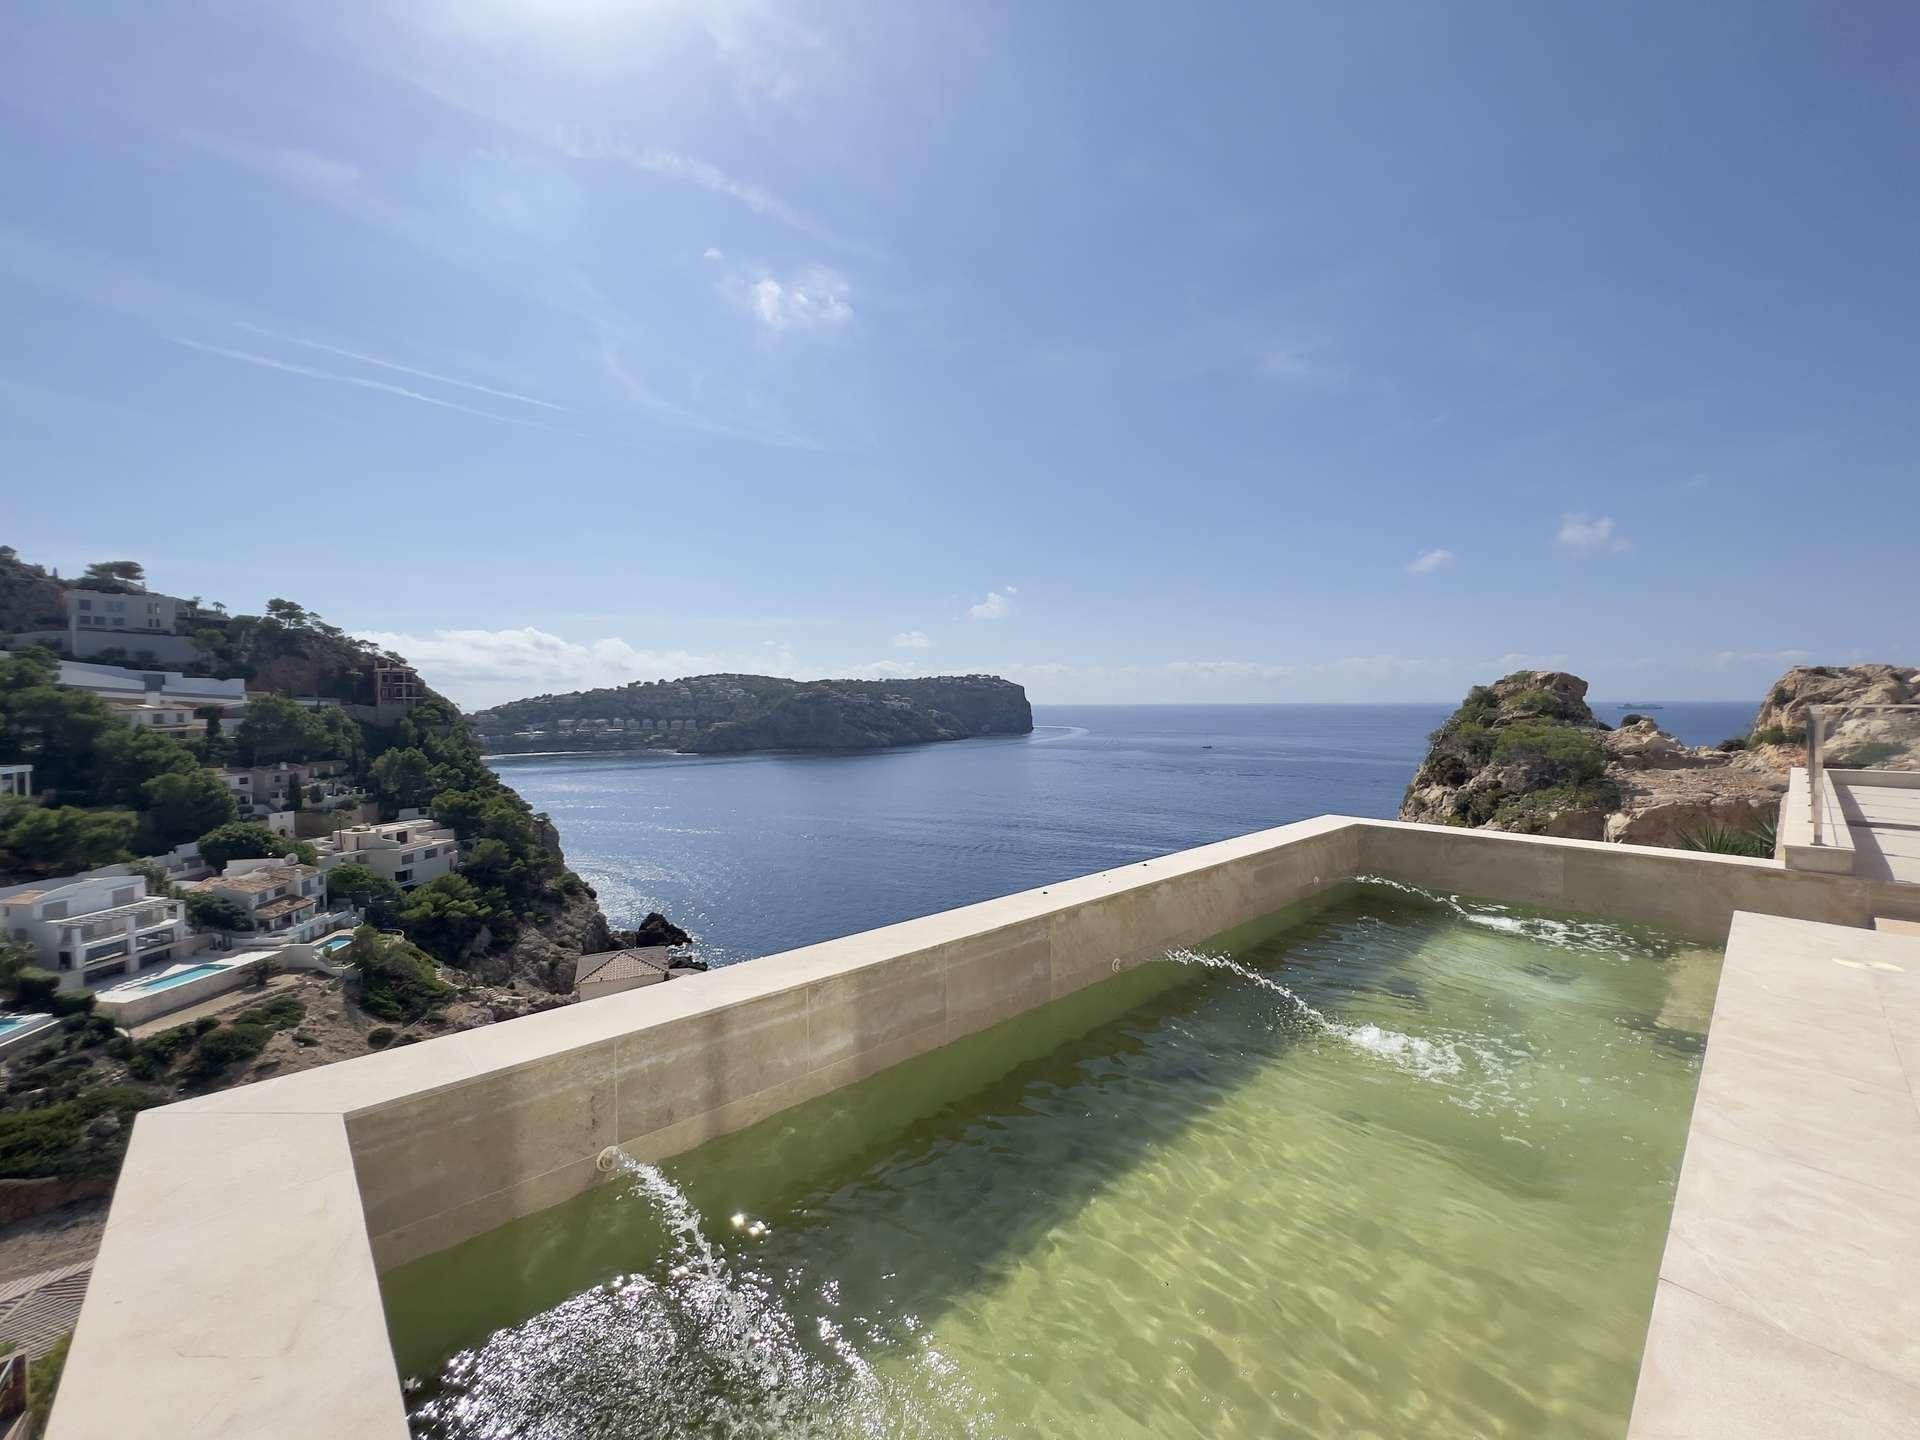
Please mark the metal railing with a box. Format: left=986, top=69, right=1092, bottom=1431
left=1805, top=702, right=1920, bottom=848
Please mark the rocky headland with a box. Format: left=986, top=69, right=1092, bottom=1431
left=1399, top=664, right=1918, bottom=849
left=471, top=673, right=1034, bottom=755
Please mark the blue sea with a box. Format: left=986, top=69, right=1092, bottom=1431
left=488, top=700, right=1755, bottom=966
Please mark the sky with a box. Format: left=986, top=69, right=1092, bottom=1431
left=4, top=2, right=1917, bottom=710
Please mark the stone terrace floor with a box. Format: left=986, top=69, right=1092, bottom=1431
left=1837, top=779, right=1920, bottom=886
left=1628, top=911, right=1920, bottom=1438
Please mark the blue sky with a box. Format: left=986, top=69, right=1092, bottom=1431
left=4, top=2, right=1916, bottom=708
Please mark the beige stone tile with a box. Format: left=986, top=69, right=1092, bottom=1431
left=1629, top=1281, right=1920, bottom=1439
left=806, top=949, right=947, bottom=1069
left=614, top=986, right=813, bottom=1142
left=47, top=1112, right=407, bottom=1440
left=368, top=1155, right=602, bottom=1273
left=349, top=1037, right=619, bottom=1238
left=1690, top=1043, right=1920, bottom=1197
left=1700, top=1002, right=1908, bottom=1091
left=1363, top=824, right=1570, bottom=911
left=1661, top=1130, right=1920, bottom=1387
left=941, top=924, right=1051, bottom=1035
left=1709, top=965, right=1883, bottom=1038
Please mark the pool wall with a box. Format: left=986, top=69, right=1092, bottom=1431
left=92, top=955, right=270, bottom=1028
left=45, top=817, right=1920, bottom=1440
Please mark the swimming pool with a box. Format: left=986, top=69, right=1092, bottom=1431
left=317, top=936, right=354, bottom=956
left=127, top=962, right=230, bottom=993
left=383, top=879, right=1721, bottom=1439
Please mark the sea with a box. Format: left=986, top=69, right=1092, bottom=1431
left=486, top=700, right=1755, bottom=967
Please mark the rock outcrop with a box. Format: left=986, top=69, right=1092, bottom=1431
left=1400, top=669, right=1788, bottom=848
left=1752, top=664, right=1919, bottom=739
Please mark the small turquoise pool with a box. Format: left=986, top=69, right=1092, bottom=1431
left=132, top=963, right=229, bottom=993
left=0, top=1015, right=35, bottom=1038
left=317, top=936, right=353, bottom=956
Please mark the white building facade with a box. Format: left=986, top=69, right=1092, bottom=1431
left=188, top=861, right=355, bottom=945
left=0, top=875, right=188, bottom=990
left=315, top=820, right=458, bottom=889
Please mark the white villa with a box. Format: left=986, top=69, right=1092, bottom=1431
left=108, top=698, right=205, bottom=736
left=0, top=874, right=187, bottom=989
left=0, top=763, right=29, bottom=799
left=314, top=820, right=458, bottom=889
left=217, top=761, right=361, bottom=818
left=65, top=587, right=187, bottom=642
left=186, top=861, right=355, bottom=945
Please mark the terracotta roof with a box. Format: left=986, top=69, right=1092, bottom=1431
left=574, top=947, right=674, bottom=987
left=200, top=864, right=319, bottom=895
left=253, top=895, right=316, bottom=920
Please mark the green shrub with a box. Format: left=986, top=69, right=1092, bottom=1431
left=234, top=997, right=305, bottom=1032
left=29, top=1329, right=71, bottom=1435
left=1489, top=783, right=1622, bottom=834
left=0, top=1087, right=155, bottom=1177
left=185, top=1022, right=273, bottom=1080
left=1749, top=725, right=1806, bottom=748
left=346, top=927, right=453, bottom=1023
left=1716, top=735, right=1749, bottom=752
left=366, top=1026, right=396, bottom=1049
left=9, top=968, right=61, bottom=1010
left=127, top=1028, right=189, bottom=1081
left=48, top=990, right=95, bottom=1018
left=1491, top=721, right=1609, bottom=788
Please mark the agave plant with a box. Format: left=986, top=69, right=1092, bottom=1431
left=1676, top=816, right=1777, bottom=858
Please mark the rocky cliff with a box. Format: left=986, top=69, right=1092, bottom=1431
left=1400, top=669, right=1791, bottom=847
left=472, top=673, right=1034, bottom=754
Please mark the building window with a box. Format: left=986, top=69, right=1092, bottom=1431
left=77, top=598, right=92, bottom=611
left=394, top=869, right=413, bottom=884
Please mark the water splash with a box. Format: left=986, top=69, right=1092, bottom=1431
left=1164, top=948, right=1468, bottom=1081
left=412, top=1153, right=992, bottom=1439
left=1353, top=874, right=1659, bottom=956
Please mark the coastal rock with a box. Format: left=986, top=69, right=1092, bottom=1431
left=1401, top=669, right=1791, bottom=848
left=1752, top=663, right=1919, bottom=739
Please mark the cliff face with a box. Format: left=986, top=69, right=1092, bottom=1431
left=1400, top=669, right=1790, bottom=847
left=472, top=673, right=1034, bottom=754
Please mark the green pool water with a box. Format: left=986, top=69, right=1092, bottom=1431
left=382, top=879, right=1721, bottom=1439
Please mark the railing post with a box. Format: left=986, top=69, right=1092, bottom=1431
left=1807, top=704, right=1825, bottom=847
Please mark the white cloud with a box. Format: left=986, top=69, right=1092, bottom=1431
left=352, top=626, right=958, bottom=707
left=1165, top=660, right=1297, bottom=681
left=733, top=267, right=852, bottom=332
left=892, top=630, right=932, bottom=649
left=1256, top=339, right=1354, bottom=389
left=703, top=247, right=724, bottom=261
left=558, top=134, right=870, bottom=254
left=1406, top=547, right=1455, bottom=576
left=180, top=132, right=361, bottom=188
left=966, top=586, right=1017, bottom=621
left=1556, top=513, right=1629, bottom=552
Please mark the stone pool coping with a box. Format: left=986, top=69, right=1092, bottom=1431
left=1626, top=911, right=1920, bottom=1437
left=44, top=817, right=1920, bottom=1439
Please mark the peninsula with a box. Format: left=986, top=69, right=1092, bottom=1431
left=470, top=673, right=1034, bottom=755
